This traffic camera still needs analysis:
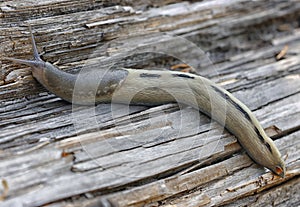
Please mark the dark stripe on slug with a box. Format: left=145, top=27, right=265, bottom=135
left=211, top=85, right=227, bottom=99
left=265, top=142, right=273, bottom=154
left=140, top=73, right=161, bottom=78
left=211, top=85, right=251, bottom=121
left=254, top=127, right=265, bottom=142
left=231, top=101, right=251, bottom=121
left=172, top=73, right=195, bottom=79
left=254, top=127, right=273, bottom=153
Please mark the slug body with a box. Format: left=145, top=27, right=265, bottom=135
left=6, top=28, right=286, bottom=177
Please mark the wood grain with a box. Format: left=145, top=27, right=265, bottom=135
left=0, top=0, right=299, bottom=206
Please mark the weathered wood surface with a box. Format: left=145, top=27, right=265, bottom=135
left=0, top=0, right=300, bottom=206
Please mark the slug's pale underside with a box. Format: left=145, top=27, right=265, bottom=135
left=5, top=27, right=286, bottom=177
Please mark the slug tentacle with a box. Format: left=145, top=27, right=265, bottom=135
left=28, top=25, right=43, bottom=62
left=4, top=57, right=38, bottom=67
left=4, top=25, right=45, bottom=69
left=5, top=26, right=286, bottom=177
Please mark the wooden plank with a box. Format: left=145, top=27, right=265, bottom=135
left=0, top=0, right=300, bottom=206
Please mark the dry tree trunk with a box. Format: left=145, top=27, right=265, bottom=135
left=0, top=0, right=300, bottom=206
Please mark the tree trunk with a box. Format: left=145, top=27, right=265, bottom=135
left=0, top=0, right=299, bottom=206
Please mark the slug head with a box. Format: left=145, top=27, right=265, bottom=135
left=271, top=161, right=286, bottom=178
left=4, top=25, right=46, bottom=81
left=263, top=142, right=286, bottom=178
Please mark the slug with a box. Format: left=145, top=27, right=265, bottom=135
left=5, top=27, right=286, bottom=177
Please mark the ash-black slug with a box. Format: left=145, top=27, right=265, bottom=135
left=5, top=27, right=286, bottom=177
